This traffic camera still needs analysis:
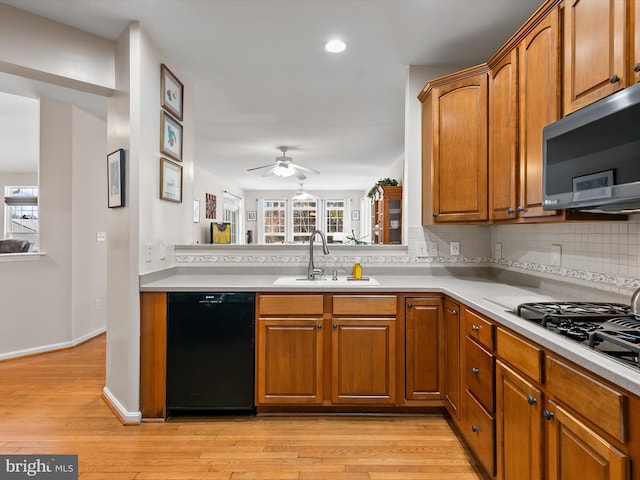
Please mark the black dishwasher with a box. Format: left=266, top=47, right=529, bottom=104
left=166, top=292, right=255, bottom=415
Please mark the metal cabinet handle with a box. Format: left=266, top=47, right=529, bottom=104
left=317, top=323, right=323, bottom=329
left=543, top=409, right=554, bottom=420
left=471, top=325, right=480, bottom=332
left=634, top=63, right=640, bottom=73
left=451, top=310, right=458, bottom=316
left=527, top=395, right=537, bottom=405
left=471, top=425, right=480, bottom=433
left=408, top=303, right=413, bottom=308
left=516, top=206, right=525, bottom=213
left=333, top=323, right=338, bottom=329
left=507, top=208, right=514, bottom=214
left=432, top=212, right=438, bottom=218
left=609, top=74, right=620, bottom=84
left=471, top=367, right=479, bottom=375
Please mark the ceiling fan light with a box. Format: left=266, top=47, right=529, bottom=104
left=273, top=164, right=295, bottom=177
left=325, top=39, right=346, bottom=53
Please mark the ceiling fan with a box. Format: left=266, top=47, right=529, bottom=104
left=247, top=146, right=319, bottom=180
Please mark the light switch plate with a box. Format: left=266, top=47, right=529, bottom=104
left=144, top=244, right=152, bottom=263
left=495, top=242, right=502, bottom=260
left=426, top=242, right=438, bottom=257
left=551, top=244, right=562, bottom=266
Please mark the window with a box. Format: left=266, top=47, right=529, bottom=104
left=222, top=193, right=242, bottom=244
left=263, top=200, right=286, bottom=244
left=326, top=199, right=346, bottom=237
left=292, top=199, right=318, bottom=242
left=4, top=187, right=39, bottom=250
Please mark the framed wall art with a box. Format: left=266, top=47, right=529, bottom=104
left=193, top=200, right=200, bottom=223
left=160, top=157, right=183, bottom=203
left=160, top=64, right=184, bottom=121
left=246, top=210, right=257, bottom=222
left=205, top=193, right=216, bottom=219
left=160, top=111, right=183, bottom=161
left=107, top=148, right=125, bottom=208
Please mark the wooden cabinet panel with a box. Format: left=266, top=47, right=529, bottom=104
left=405, top=297, right=442, bottom=401
left=496, top=361, right=543, bottom=480
left=546, top=400, right=629, bottom=480
left=463, top=389, right=496, bottom=476
left=545, top=355, right=626, bottom=442
left=563, top=0, right=627, bottom=114
left=332, top=295, right=396, bottom=316
left=259, top=294, right=323, bottom=316
left=496, top=327, right=543, bottom=383
left=423, top=67, right=489, bottom=223
left=462, top=307, right=494, bottom=349
left=140, top=292, right=167, bottom=419
left=489, top=49, right=519, bottom=221
left=633, top=0, right=640, bottom=83
left=518, top=8, right=561, bottom=219
left=331, top=320, right=395, bottom=404
left=256, top=319, right=324, bottom=404
left=464, top=336, right=495, bottom=413
left=443, top=299, right=461, bottom=420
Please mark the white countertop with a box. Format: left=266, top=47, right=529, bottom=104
left=140, top=272, right=640, bottom=397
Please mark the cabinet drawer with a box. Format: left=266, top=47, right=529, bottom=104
left=464, top=336, right=495, bottom=412
left=545, top=355, right=626, bottom=442
left=496, top=328, right=543, bottom=384
left=332, top=295, right=396, bottom=316
left=463, top=308, right=494, bottom=349
left=463, top=389, right=495, bottom=476
left=259, top=295, right=324, bottom=316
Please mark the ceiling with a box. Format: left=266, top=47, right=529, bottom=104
left=0, top=0, right=543, bottom=190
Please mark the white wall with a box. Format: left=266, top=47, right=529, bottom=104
left=0, top=99, right=106, bottom=359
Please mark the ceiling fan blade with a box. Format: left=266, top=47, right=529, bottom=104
left=294, top=170, right=307, bottom=180
left=291, top=163, right=320, bottom=174
left=261, top=165, right=278, bottom=177
left=247, top=163, right=276, bottom=172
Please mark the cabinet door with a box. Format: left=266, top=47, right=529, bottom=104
left=633, top=0, right=640, bottom=84
left=546, top=400, right=629, bottom=480
left=256, top=319, right=323, bottom=405
left=489, top=49, right=519, bottom=221
left=518, top=8, right=560, bottom=219
left=331, top=319, right=396, bottom=404
left=405, top=297, right=442, bottom=401
left=431, top=72, right=488, bottom=222
left=495, top=361, right=543, bottom=480
left=443, top=299, right=461, bottom=420
left=563, top=0, right=627, bottom=114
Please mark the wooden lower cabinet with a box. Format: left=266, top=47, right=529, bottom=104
left=331, top=319, right=395, bottom=404
left=405, top=297, right=442, bottom=401
left=256, top=319, right=323, bottom=404
left=546, top=400, right=629, bottom=480
left=496, top=361, right=543, bottom=480
left=443, top=298, right=461, bottom=420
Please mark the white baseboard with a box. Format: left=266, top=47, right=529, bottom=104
left=102, top=386, right=142, bottom=425
left=0, top=327, right=106, bottom=361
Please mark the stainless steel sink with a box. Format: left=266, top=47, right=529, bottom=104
left=273, top=276, right=380, bottom=286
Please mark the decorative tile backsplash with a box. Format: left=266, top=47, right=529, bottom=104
left=175, top=214, right=640, bottom=296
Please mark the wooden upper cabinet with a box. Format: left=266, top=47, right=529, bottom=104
left=633, top=0, right=640, bottom=83
left=563, top=0, right=628, bottom=114
left=489, top=49, right=519, bottom=221
left=518, top=8, right=561, bottom=219
left=420, top=66, right=488, bottom=223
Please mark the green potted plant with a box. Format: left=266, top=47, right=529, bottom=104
left=367, top=178, right=399, bottom=198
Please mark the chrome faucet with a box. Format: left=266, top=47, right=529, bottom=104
left=307, top=230, right=330, bottom=280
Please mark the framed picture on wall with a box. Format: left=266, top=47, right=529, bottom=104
left=160, top=157, right=182, bottom=203
left=160, top=111, right=183, bottom=162
left=107, top=148, right=125, bottom=208
left=246, top=210, right=257, bottom=222
left=351, top=210, right=360, bottom=221
left=160, top=64, right=184, bottom=121
left=193, top=200, right=200, bottom=222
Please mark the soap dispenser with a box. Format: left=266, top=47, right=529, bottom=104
left=352, top=260, right=362, bottom=279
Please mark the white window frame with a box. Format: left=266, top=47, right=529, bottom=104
left=4, top=186, right=39, bottom=250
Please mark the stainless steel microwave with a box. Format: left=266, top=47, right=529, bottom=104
left=542, top=81, right=640, bottom=213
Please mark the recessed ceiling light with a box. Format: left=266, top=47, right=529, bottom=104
left=325, top=39, right=346, bottom=53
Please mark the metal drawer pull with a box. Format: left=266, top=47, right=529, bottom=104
left=471, top=325, right=479, bottom=332
left=471, top=367, right=479, bottom=375
left=317, top=323, right=322, bottom=329
left=527, top=395, right=537, bottom=405
left=609, top=74, right=620, bottom=84
left=543, top=410, right=554, bottom=420
left=333, top=323, right=338, bottom=329
left=471, top=425, right=480, bottom=433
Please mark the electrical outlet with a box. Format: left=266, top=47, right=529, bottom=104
left=96, top=231, right=106, bottom=242
left=144, top=244, right=152, bottom=263
left=495, top=242, right=502, bottom=260
left=450, top=241, right=460, bottom=256
left=416, top=244, right=428, bottom=257
left=160, top=242, right=166, bottom=260
left=426, top=242, right=438, bottom=257
left=95, top=298, right=101, bottom=310
left=551, top=244, right=562, bottom=266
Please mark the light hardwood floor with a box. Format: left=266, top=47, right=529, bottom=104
left=0, top=334, right=490, bottom=480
